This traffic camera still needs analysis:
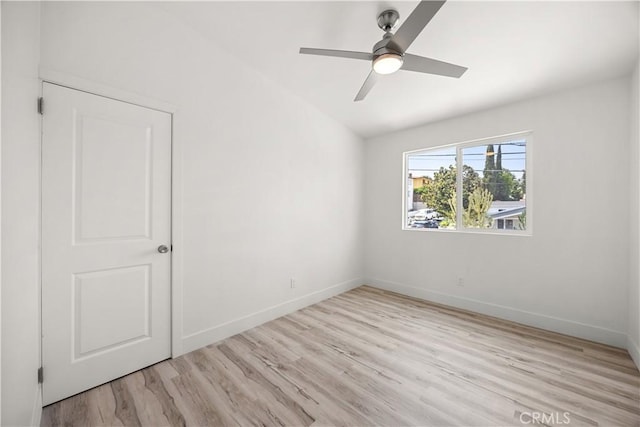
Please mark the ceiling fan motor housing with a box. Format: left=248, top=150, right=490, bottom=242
left=373, top=35, right=402, bottom=57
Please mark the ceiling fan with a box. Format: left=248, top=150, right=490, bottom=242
left=299, top=0, right=467, bottom=102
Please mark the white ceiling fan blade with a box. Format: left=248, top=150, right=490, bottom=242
left=388, top=0, right=446, bottom=53
left=402, top=54, right=467, bottom=78
left=299, top=48, right=373, bottom=61
left=354, top=71, right=379, bottom=102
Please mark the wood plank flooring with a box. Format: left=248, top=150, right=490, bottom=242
left=42, top=286, right=640, bottom=426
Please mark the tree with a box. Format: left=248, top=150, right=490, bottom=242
left=517, top=210, right=527, bottom=230
left=462, top=165, right=481, bottom=208
left=449, top=187, right=493, bottom=228
left=420, top=165, right=456, bottom=218
left=483, top=145, right=499, bottom=199
left=494, top=169, right=517, bottom=201
left=483, top=144, right=520, bottom=201
left=505, top=170, right=523, bottom=200
left=463, top=187, right=493, bottom=228
left=420, top=165, right=482, bottom=219
left=414, top=185, right=428, bottom=200
left=447, top=191, right=457, bottom=224
left=484, top=144, right=496, bottom=172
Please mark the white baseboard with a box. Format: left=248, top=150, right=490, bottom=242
left=628, top=335, right=640, bottom=371
left=181, top=278, right=363, bottom=354
left=30, top=385, right=42, bottom=427
left=367, top=278, right=628, bottom=348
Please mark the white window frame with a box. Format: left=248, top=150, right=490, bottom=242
left=402, top=131, right=533, bottom=236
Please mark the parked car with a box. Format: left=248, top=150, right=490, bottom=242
left=407, top=210, right=420, bottom=226
left=413, top=208, right=439, bottom=221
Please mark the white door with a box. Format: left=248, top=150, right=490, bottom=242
left=41, top=83, right=172, bottom=405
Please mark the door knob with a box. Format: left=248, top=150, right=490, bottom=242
left=157, top=245, right=169, bottom=253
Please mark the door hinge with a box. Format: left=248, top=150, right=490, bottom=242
left=37, top=97, right=44, bottom=115
left=37, top=367, right=43, bottom=384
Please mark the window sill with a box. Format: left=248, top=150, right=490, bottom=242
left=402, top=227, right=532, bottom=237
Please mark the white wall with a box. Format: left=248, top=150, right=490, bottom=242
left=4, top=3, right=636, bottom=424
left=365, top=77, right=631, bottom=347
left=629, top=60, right=640, bottom=368
left=38, top=1, right=364, bottom=354
left=1, top=2, right=42, bottom=425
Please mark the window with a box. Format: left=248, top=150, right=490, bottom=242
left=404, top=132, right=530, bottom=234
left=497, top=219, right=515, bottom=230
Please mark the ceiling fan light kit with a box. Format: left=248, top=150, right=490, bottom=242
left=299, top=0, right=468, bottom=101
left=373, top=53, right=404, bottom=75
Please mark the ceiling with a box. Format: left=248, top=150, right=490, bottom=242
left=154, top=1, right=639, bottom=139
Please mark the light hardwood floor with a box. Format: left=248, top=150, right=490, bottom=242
left=42, top=286, right=640, bottom=426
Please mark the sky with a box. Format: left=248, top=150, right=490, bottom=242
left=407, top=139, right=526, bottom=181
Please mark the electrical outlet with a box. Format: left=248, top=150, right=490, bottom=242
left=290, top=278, right=296, bottom=289
left=457, top=277, right=464, bottom=287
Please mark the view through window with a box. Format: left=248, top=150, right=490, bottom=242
left=405, top=133, right=529, bottom=233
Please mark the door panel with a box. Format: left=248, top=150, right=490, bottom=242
left=42, top=83, right=172, bottom=405
left=74, top=264, right=151, bottom=358
left=74, top=114, right=153, bottom=242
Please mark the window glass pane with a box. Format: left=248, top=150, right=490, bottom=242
left=461, top=140, right=526, bottom=230
left=406, top=146, right=456, bottom=229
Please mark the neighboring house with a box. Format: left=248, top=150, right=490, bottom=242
left=410, top=175, right=431, bottom=209
left=407, top=174, right=431, bottom=210
left=412, top=176, right=430, bottom=189
left=488, top=201, right=526, bottom=230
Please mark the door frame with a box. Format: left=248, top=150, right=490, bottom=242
left=38, top=68, right=185, bottom=365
